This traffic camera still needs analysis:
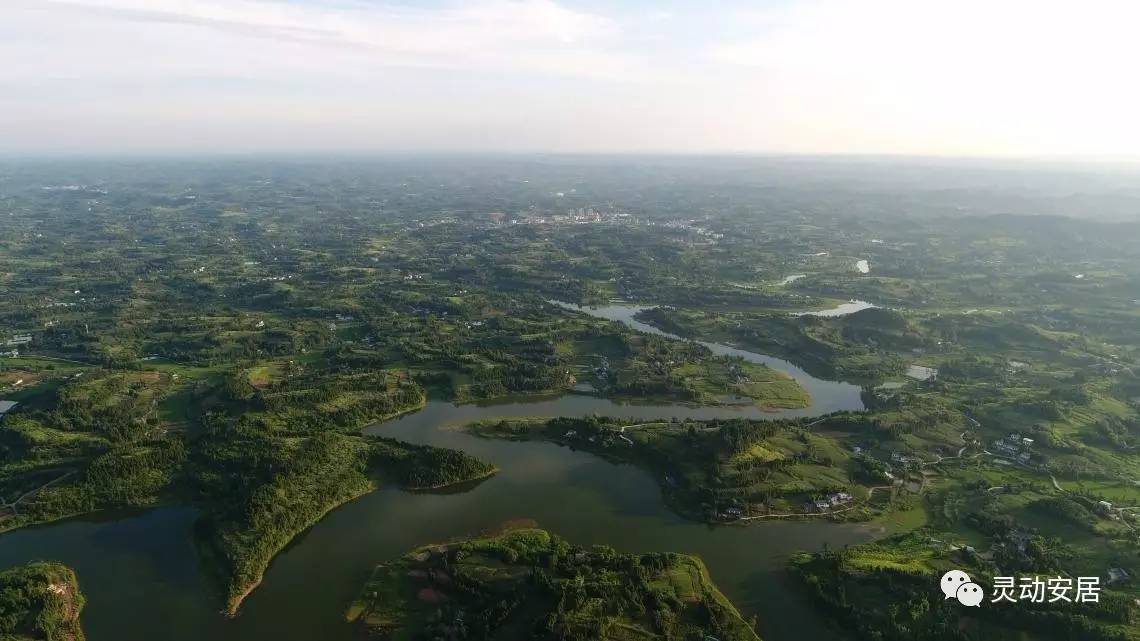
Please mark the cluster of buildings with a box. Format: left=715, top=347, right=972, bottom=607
left=992, top=432, right=1034, bottom=463
left=1090, top=360, right=1129, bottom=377
left=4, top=335, right=32, bottom=348
left=890, top=451, right=921, bottom=468
left=592, top=355, right=611, bottom=381
left=719, top=505, right=744, bottom=520
left=505, top=208, right=608, bottom=226
left=2, top=334, right=32, bottom=358
left=808, top=492, right=853, bottom=513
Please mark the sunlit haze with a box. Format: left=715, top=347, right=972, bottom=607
left=3, top=0, right=1139, bottom=157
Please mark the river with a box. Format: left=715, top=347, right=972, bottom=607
left=0, top=303, right=872, bottom=641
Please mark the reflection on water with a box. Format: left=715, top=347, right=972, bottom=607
left=0, top=302, right=874, bottom=641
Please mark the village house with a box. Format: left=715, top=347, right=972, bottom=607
left=825, top=492, right=853, bottom=506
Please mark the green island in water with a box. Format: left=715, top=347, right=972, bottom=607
left=2, top=159, right=1140, bottom=641
left=347, top=527, right=759, bottom=641
left=0, top=562, right=85, bottom=641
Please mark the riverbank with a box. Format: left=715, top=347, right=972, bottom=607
left=0, top=304, right=872, bottom=641
left=469, top=414, right=886, bottom=524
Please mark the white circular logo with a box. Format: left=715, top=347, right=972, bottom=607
left=940, top=569, right=971, bottom=599
left=956, top=582, right=985, bottom=606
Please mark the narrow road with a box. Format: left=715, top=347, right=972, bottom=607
left=917, top=432, right=975, bottom=468
left=10, top=353, right=90, bottom=366
left=0, top=471, right=75, bottom=513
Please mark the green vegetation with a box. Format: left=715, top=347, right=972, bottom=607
left=470, top=393, right=972, bottom=523
left=638, top=306, right=912, bottom=382
left=791, top=531, right=1138, bottom=641
left=473, top=415, right=875, bottom=521
left=0, top=562, right=85, bottom=641
left=0, top=369, right=186, bottom=532
left=3, top=159, right=1140, bottom=640
left=193, top=427, right=495, bottom=614
left=0, top=358, right=494, bottom=615
left=347, top=527, right=760, bottom=641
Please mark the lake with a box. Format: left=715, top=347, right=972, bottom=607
left=0, top=303, right=872, bottom=641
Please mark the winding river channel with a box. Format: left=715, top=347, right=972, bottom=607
left=0, top=304, right=874, bottom=641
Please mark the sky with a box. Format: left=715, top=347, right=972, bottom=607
left=3, top=0, right=1139, bottom=157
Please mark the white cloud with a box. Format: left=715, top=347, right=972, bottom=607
left=1, top=0, right=1138, bottom=155
left=9, top=0, right=639, bottom=80
left=703, top=0, right=1140, bottom=155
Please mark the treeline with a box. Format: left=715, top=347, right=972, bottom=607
left=371, top=438, right=496, bottom=489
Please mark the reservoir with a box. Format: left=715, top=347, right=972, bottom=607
left=791, top=300, right=877, bottom=318
left=0, top=304, right=871, bottom=641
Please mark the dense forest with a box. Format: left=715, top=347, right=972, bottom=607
left=348, top=528, right=760, bottom=641
left=0, top=562, right=85, bottom=641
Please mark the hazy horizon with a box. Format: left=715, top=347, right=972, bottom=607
left=4, top=0, right=1139, bottom=158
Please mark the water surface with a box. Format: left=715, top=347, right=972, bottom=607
left=549, top=300, right=864, bottom=416
left=0, top=302, right=873, bottom=641
left=791, top=300, right=877, bottom=318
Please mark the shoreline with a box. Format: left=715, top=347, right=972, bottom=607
left=224, top=463, right=499, bottom=616
left=401, top=466, right=500, bottom=491
left=223, top=483, right=377, bottom=617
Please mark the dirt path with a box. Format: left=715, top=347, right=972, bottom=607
left=0, top=471, right=75, bottom=512
left=13, top=353, right=90, bottom=366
